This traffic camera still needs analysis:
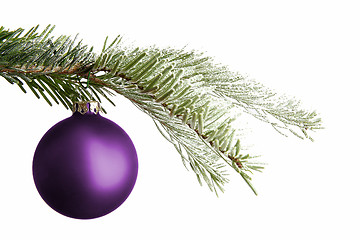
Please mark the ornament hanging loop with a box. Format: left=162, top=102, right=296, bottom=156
left=79, top=71, right=91, bottom=89
left=78, top=71, right=97, bottom=103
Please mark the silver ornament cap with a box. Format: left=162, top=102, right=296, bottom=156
left=72, top=101, right=101, bottom=115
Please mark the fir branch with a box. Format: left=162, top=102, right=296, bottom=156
left=0, top=25, right=322, bottom=195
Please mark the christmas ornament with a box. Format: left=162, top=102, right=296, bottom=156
left=32, top=101, right=138, bottom=219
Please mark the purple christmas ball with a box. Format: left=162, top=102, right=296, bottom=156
left=33, top=101, right=138, bottom=219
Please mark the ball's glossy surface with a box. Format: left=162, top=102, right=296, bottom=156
left=33, top=109, right=138, bottom=219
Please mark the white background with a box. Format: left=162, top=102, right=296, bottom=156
left=1, top=0, right=359, bottom=239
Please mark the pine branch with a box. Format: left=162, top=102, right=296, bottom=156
left=0, top=25, right=322, bottom=195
